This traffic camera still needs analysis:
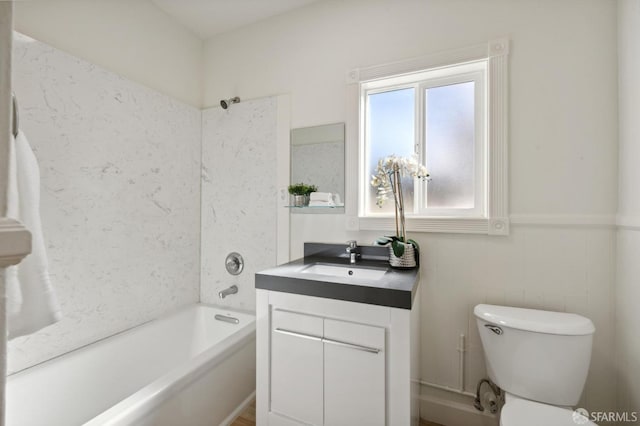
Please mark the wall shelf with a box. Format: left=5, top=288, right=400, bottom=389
left=286, top=206, right=345, bottom=215
left=285, top=205, right=344, bottom=209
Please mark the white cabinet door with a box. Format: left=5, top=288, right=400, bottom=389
left=323, top=319, right=386, bottom=426
left=271, top=310, right=324, bottom=425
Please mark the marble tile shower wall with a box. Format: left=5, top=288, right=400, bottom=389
left=9, top=34, right=202, bottom=373
left=200, top=98, right=278, bottom=311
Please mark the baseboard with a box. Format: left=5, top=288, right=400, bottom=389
left=220, top=390, right=256, bottom=426
left=420, top=392, right=499, bottom=426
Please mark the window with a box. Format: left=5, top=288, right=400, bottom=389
left=347, top=39, right=509, bottom=235
left=363, top=62, right=486, bottom=217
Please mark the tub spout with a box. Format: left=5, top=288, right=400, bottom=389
left=218, top=285, right=238, bottom=299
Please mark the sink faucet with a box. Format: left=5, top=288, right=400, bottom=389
left=218, top=285, right=238, bottom=299
left=345, top=240, right=361, bottom=264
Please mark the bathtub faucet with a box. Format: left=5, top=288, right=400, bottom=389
left=218, top=285, right=238, bottom=299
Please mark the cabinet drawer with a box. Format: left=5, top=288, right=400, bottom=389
left=324, top=318, right=385, bottom=351
left=273, top=309, right=323, bottom=337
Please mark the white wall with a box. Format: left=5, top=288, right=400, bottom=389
left=616, top=0, right=640, bottom=419
left=0, top=4, right=13, bottom=423
left=14, top=0, right=203, bottom=107
left=204, top=0, right=619, bottom=421
left=8, top=34, right=202, bottom=374
left=200, top=97, right=278, bottom=312
left=205, top=0, right=618, bottom=217
left=0, top=1, right=10, bottom=217
left=617, top=0, right=640, bottom=220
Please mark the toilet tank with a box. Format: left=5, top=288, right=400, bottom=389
left=474, top=304, right=595, bottom=406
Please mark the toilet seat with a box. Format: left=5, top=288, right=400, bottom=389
left=500, top=395, right=598, bottom=426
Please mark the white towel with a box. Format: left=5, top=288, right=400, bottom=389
left=7, top=131, right=61, bottom=340
left=309, top=192, right=333, bottom=202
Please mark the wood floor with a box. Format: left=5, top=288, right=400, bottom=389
left=229, top=400, right=444, bottom=426
left=230, top=400, right=256, bottom=426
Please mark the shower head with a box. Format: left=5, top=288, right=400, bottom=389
left=220, top=96, right=240, bottom=109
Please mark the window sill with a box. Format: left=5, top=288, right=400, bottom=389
left=354, top=216, right=509, bottom=235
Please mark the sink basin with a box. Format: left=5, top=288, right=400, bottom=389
left=301, top=263, right=388, bottom=280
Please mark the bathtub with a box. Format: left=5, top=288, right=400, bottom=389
left=7, top=304, right=256, bottom=426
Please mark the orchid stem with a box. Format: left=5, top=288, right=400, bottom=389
left=391, top=166, right=405, bottom=242
left=391, top=169, right=399, bottom=238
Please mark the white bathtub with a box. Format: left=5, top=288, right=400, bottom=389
left=7, top=304, right=256, bottom=426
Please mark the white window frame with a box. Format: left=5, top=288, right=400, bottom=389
left=362, top=62, right=486, bottom=218
left=344, top=39, right=509, bottom=235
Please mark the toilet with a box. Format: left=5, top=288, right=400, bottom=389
left=474, top=304, right=598, bottom=426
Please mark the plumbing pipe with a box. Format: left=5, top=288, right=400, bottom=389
left=418, top=380, right=476, bottom=398
left=418, top=333, right=473, bottom=397
left=458, top=333, right=465, bottom=391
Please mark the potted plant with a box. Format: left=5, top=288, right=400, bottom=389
left=370, top=154, right=429, bottom=268
left=288, top=183, right=318, bottom=207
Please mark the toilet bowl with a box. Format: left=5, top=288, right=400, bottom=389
left=500, top=393, right=596, bottom=426
left=474, top=304, right=597, bottom=426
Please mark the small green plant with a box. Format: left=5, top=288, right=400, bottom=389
left=288, top=183, right=318, bottom=196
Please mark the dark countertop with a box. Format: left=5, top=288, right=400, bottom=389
left=255, top=243, right=420, bottom=309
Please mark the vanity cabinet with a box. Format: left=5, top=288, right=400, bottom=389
left=270, top=310, right=385, bottom=425
left=256, top=289, right=419, bottom=426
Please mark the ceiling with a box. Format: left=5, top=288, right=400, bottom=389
left=151, top=0, right=320, bottom=39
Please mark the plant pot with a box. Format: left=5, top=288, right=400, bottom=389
left=389, top=244, right=417, bottom=268
left=292, top=194, right=309, bottom=207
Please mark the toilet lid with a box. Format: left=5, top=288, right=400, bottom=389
left=500, top=398, right=598, bottom=426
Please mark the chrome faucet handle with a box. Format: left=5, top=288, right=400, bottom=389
left=346, top=240, right=360, bottom=264
left=225, top=252, right=244, bottom=275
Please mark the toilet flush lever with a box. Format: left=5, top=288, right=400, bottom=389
left=485, top=324, right=503, bottom=335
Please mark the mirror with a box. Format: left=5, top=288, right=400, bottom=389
left=290, top=122, right=345, bottom=214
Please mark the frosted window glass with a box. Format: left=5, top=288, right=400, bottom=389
left=367, top=88, right=415, bottom=214
left=425, top=82, right=475, bottom=209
